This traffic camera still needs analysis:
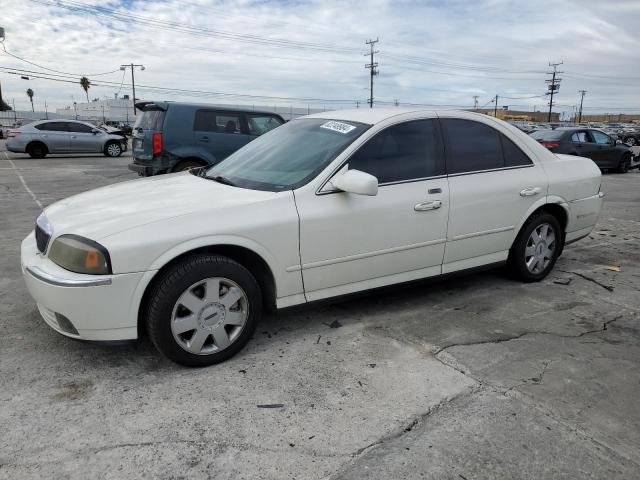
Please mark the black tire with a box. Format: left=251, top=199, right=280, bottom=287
left=617, top=154, right=630, bottom=174
left=623, top=136, right=636, bottom=146
left=172, top=159, right=206, bottom=172
left=145, top=254, right=262, bottom=367
left=104, top=141, right=122, bottom=157
left=27, top=142, right=47, bottom=159
left=508, top=212, right=563, bottom=282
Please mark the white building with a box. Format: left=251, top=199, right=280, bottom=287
left=55, top=96, right=137, bottom=123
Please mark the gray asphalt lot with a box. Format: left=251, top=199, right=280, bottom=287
left=1, top=141, right=639, bottom=479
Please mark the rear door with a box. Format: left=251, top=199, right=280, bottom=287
left=193, top=110, right=253, bottom=162
left=440, top=118, right=546, bottom=271
left=34, top=121, right=70, bottom=152
left=67, top=122, right=101, bottom=152
left=132, top=105, right=166, bottom=160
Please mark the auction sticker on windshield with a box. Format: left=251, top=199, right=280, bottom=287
left=320, top=121, right=357, bottom=134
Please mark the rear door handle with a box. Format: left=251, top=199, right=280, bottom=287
left=414, top=200, right=442, bottom=211
left=199, top=136, right=209, bottom=142
left=520, top=187, right=541, bottom=197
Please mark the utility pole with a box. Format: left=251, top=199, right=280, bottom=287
left=12, top=98, right=16, bottom=122
left=394, top=99, right=399, bottom=107
left=44, top=100, right=48, bottom=119
left=472, top=95, right=479, bottom=111
left=545, top=61, right=563, bottom=122
left=120, top=63, right=145, bottom=116
left=577, top=90, right=586, bottom=123
left=364, top=38, right=379, bottom=108
left=493, top=94, right=498, bottom=117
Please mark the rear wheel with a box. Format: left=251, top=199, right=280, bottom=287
left=27, top=142, right=47, bottom=159
left=508, top=212, right=562, bottom=282
left=145, top=254, right=262, bottom=367
left=172, top=159, right=206, bottom=172
left=623, top=136, right=636, bottom=146
left=104, top=141, right=122, bottom=157
left=617, top=154, right=630, bottom=174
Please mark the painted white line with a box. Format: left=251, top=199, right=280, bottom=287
left=3, top=152, right=43, bottom=209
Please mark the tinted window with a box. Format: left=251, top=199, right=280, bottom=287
left=530, top=130, right=564, bottom=141
left=133, top=109, right=165, bottom=131
left=194, top=110, right=242, bottom=134
left=34, top=122, right=68, bottom=132
left=67, top=122, right=94, bottom=133
left=347, top=120, right=444, bottom=184
left=443, top=119, right=503, bottom=174
left=571, top=132, right=588, bottom=143
left=501, top=135, right=533, bottom=167
left=247, top=114, right=284, bottom=136
left=591, top=130, right=611, bottom=145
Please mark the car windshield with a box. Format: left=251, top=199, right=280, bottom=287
left=205, top=118, right=370, bottom=191
left=530, top=130, right=565, bottom=141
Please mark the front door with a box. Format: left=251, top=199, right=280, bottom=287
left=296, top=119, right=449, bottom=301
left=67, top=122, right=102, bottom=152
left=193, top=110, right=253, bottom=163
left=588, top=130, right=618, bottom=168
left=440, top=118, right=547, bottom=271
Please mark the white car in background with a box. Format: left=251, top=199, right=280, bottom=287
left=21, top=109, right=604, bottom=366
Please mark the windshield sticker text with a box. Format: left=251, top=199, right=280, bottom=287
left=320, top=121, right=357, bottom=134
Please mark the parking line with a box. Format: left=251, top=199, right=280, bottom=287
left=3, top=151, right=43, bottom=209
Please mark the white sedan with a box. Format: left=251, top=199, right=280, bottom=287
left=21, top=109, right=604, bottom=366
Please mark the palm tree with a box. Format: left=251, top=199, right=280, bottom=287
left=80, top=76, right=91, bottom=102
left=26, top=88, right=34, bottom=112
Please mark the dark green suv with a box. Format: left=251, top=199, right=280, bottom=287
left=129, top=102, right=285, bottom=176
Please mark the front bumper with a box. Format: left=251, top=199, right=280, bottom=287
left=21, top=232, right=147, bottom=341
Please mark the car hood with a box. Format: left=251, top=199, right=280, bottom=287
left=43, top=172, right=281, bottom=240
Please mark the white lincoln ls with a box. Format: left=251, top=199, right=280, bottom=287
left=21, top=109, right=604, bottom=366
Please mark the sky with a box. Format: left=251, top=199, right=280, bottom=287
left=1, top=0, right=640, bottom=116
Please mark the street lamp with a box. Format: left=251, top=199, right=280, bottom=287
left=120, top=63, right=145, bottom=116
left=73, top=101, right=77, bottom=120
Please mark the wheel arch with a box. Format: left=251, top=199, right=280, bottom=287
left=513, top=200, right=569, bottom=251
left=136, top=243, right=277, bottom=338
left=172, top=157, right=208, bottom=172
left=26, top=140, right=49, bottom=153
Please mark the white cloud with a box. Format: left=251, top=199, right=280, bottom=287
left=1, top=0, right=639, bottom=115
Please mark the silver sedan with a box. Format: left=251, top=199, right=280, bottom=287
left=6, top=120, right=127, bottom=158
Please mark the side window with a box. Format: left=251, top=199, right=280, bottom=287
left=591, top=130, right=611, bottom=145
left=501, top=135, right=533, bottom=167
left=67, top=123, right=94, bottom=133
left=194, top=110, right=242, bottom=134
left=247, top=114, right=284, bottom=136
left=347, top=119, right=445, bottom=184
left=442, top=119, right=503, bottom=174
left=34, top=122, right=68, bottom=132
left=571, top=132, right=588, bottom=143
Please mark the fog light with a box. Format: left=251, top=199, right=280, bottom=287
left=55, top=313, right=79, bottom=335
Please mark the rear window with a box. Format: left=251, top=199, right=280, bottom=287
left=530, top=130, right=565, bottom=141
left=134, top=109, right=165, bottom=131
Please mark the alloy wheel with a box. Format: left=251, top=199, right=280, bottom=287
left=107, top=143, right=121, bottom=156
left=524, top=222, right=556, bottom=274
left=170, top=277, right=249, bottom=355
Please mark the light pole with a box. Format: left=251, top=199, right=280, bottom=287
left=120, top=63, right=145, bottom=116
left=73, top=101, right=77, bottom=120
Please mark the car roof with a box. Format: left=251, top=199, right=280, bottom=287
left=139, top=101, right=283, bottom=117
left=303, top=108, right=508, bottom=125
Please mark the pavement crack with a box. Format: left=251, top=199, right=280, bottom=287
left=559, top=270, right=614, bottom=292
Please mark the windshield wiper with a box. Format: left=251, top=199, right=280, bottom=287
left=208, top=174, right=236, bottom=186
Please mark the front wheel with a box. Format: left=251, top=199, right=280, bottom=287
left=145, top=255, right=262, bottom=367
left=617, top=154, right=630, bottom=174
left=508, top=212, right=562, bottom=282
left=623, top=136, right=636, bottom=146
left=104, top=141, right=122, bottom=157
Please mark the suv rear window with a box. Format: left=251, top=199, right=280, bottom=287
left=134, top=109, right=165, bottom=130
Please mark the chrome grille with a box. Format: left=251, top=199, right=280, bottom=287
left=35, top=223, right=51, bottom=253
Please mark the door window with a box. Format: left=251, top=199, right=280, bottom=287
left=442, top=119, right=503, bottom=174
left=67, top=122, right=94, bottom=133
left=346, top=119, right=445, bottom=184
left=501, top=135, right=533, bottom=167
left=590, top=130, right=611, bottom=145
left=247, top=114, right=284, bottom=136
left=34, top=122, right=68, bottom=132
left=571, top=131, right=588, bottom=143
left=194, top=110, right=243, bottom=134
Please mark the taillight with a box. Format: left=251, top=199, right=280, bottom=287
left=152, top=132, right=163, bottom=155
left=7, top=131, right=19, bottom=138
left=541, top=142, right=560, bottom=149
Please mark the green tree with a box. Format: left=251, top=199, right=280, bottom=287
left=80, top=76, right=91, bottom=102
left=26, top=88, right=34, bottom=112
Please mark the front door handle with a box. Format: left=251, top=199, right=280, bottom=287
left=520, top=187, right=541, bottom=197
left=414, top=200, right=442, bottom=211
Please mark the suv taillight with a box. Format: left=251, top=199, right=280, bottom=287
left=153, top=132, right=163, bottom=155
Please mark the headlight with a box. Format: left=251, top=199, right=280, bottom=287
left=48, top=235, right=112, bottom=275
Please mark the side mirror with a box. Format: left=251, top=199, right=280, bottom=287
left=91, top=129, right=100, bottom=135
left=331, top=169, right=378, bottom=196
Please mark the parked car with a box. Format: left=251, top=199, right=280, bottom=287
left=530, top=127, right=634, bottom=173
left=6, top=119, right=127, bottom=158
left=21, top=109, right=603, bottom=366
left=617, top=127, right=640, bottom=146
left=129, top=101, right=285, bottom=176
left=0, top=125, right=4, bottom=139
